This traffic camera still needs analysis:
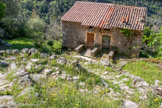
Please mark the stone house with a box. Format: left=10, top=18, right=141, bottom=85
left=61, top=1, right=147, bottom=57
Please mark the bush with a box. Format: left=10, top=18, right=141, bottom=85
left=2, top=18, right=30, bottom=39
left=140, top=27, right=162, bottom=58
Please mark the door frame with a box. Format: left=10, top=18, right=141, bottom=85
left=102, top=35, right=111, bottom=49
left=86, top=32, right=96, bottom=47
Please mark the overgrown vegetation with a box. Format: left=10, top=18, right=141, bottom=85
left=120, top=28, right=131, bottom=37
left=123, top=61, right=162, bottom=85
left=140, top=27, right=162, bottom=58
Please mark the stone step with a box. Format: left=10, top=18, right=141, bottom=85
left=84, top=48, right=92, bottom=57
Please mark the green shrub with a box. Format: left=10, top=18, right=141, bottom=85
left=120, top=28, right=131, bottom=37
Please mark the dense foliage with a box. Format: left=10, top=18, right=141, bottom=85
left=19, top=0, right=162, bottom=30
left=141, top=27, right=162, bottom=57
left=0, top=2, right=5, bottom=20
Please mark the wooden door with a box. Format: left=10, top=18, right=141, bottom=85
left=87, top=33, right=94, bottom=47
left=102, top=35, right=111, bottom=49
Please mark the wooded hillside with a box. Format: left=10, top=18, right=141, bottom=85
left=1, top=0, right=161, bottom=31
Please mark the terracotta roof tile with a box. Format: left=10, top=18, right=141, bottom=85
left=61, top=1, right=147, bottom=31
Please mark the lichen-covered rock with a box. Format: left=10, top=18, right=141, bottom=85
left=60, top=74, right=67, bottom=80
left=28, top=48, right=38, bottom=55
left=6, top=49, right=11, bottom=54
left=19, top=75, right=31, bottom=83
left=18, top=87, right=34, bottom=97
left=0, top=60, right=9, bottom=67
left=57, top=57, right=67, bottom=65
left=25, top=62, right=33, bottom=70
left=12, top=49, right=19, bottom=54
left=71, top=60, right=79, bottom=67
left=155, top=80, right=160, bottom=86
left=0, top=50, right=5, bottom=55
left=42, top=69, right=52, bottom=75
left=0, top=95, right=17, bottom=108
left=73, top=76, right=79, bottom=80
left=50, top=55, right=57, bottom=59
left=10, top=62, right=17, bottom=70
left=31, top=59, right=39, bottom=63
left=40, top=53, right=48, bottom=58
left=151, top=85, right=162, bottom=97
left=100, top=59, right=112, bottom=67
left=21, top=48, right=29, bottom=53
left=14, top=70, right=29, bottom=78
left=30, top=74, right=47, bottom=83
left=79, top=82, right=85, bottom=86
left=5, top=56, right=16, bottom=61
left=0, top=82, right=13, bottom=92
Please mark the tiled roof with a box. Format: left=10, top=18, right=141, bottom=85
left=61, top=1, right=147, bottom=31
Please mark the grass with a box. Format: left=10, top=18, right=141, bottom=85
left=6, top=37, right=34, bottom=50
left=4, top=37, right=62, bottom=54
left=1, top=40, right=161, bottom=107
left=123, top=61, right=162, bottom=85
left=12, top=78, right=122, bottom=108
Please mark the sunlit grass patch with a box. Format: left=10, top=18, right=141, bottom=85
left=123, top=61, right=162, bottom=85
left=6, top=37, right=34, bottom=50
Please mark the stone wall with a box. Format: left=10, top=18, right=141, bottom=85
left=100, top=28, right=143, bottom=57
left=62, top=21, right=87, bottom=48
left=62, top=21, right=143, bottom=57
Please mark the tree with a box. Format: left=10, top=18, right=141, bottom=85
left=0, top=1, right=5, bottom=20
left=0, top=0, right=19, bottom=17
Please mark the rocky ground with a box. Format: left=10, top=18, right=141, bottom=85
left=0, top=48, right=161, bottom=108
